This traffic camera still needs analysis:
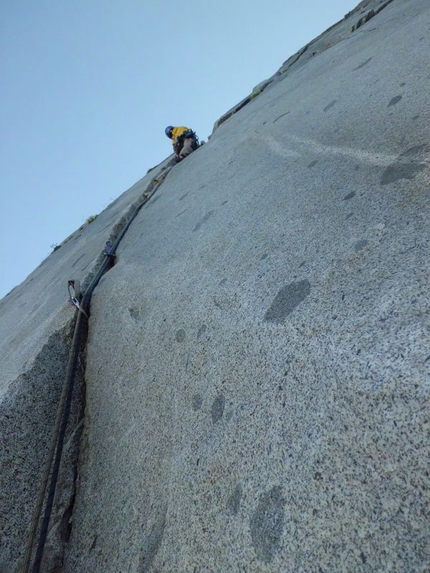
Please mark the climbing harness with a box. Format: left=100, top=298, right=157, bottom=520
left=22, top=166, right=172, bottom=573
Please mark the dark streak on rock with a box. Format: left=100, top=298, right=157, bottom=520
left=211, top=393, right=225, bottom=423
left=175, top=329, right=186, bottom=343
left=354, top=57, right=373, bottom=70
left=323, top=100, right=337, bottom=112
left=193, top=210, right=214, bottom=232
left=354, top=239, right=368, bottom=252
left=227, top=483, right=243, bottom=516
left=148, top=195, right=160, bottom=205
left=250, top=486, right=285, bottom=564
left=307, top=160, right=318, bottom=168
left=197, top=324, right=207, bottom=338
left=192, top=394, right=203, bottom=411
left=273, top=111, right=290, bottom=123
left=264, top=280, right=311, bottom=322
left=343, top=191, right=356, bottom=201
left=380, top=144, right=428, bottom=185
left=71, top=254, right=86, bottom=268
left=129, top=307, right=141, bottom=320
left=387, top=95, right=402, bottom=107
left=139, top=505, right=167, bottom=572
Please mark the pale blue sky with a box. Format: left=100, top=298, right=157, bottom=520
left=1, top=0, right=359, bottom=299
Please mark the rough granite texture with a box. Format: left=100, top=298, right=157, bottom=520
left=0, top=157, right=174, bottom=572
left=2, top=0, right=430, bottom=572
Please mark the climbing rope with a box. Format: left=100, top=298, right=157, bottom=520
left=21, top=167, right=171, bottom=573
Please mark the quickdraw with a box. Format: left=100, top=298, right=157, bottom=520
left=67, top=280, right=88, bottom=318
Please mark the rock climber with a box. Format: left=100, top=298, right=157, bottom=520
left=165, top=126, right=199, bottom=161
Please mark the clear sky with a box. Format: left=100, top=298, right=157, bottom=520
left=1, top=0, right=359, bottom=299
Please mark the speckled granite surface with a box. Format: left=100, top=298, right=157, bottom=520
left=64, top=1, right=430, bottom=571
left=2, top=0, right=430, bottom=571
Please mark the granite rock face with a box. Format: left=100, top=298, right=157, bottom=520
left=2, top=1, right=430, bottom=572
left=0, top=159, right=174, bottom=572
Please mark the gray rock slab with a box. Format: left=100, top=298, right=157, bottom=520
left=213, top=0, right=396, bottom=131
left=62, top=1, right=430, bottom=572
left=2, top=0, right=430, bottom=571
left=0, top=156, right=174, bottom=571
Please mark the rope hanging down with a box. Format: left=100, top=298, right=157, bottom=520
left=22, top=168, right=171, bottom=573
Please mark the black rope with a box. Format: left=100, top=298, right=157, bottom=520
left=22, top=167, right=171, bottom=573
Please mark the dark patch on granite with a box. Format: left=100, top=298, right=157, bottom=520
left=323, top=100, right=337, bottom=112
left=403, top=144, right=429, bottom=157
left=307, top=160, right=318, bottom=168
left=175, top=209, right=188, bottom=218
left=148, top=195, right=160, bottom=205
left=264, top=280, right=311, bottom=322
left=227, top=483, right=242, bottom=516
left=400, top=82, right=406, bottom=87
left=354, top=57, right=372, bottom=70
left=129, top=307, right=141, bottom=320
left=192, top=394, right=203, bottom=411
left=71, top=254, right=86, bottom=268
left=346, top=212, right=354, bottom=220
left=0, top=325, right=76, bottom=570
left=193, top=210, right=214, bottom=232
left=412, top=115, right=420, bottom=121
left=100, top=222, right=112, bottom=233
left=139, top=505, right=167, bottom=572
left=179, top=192, right=189, bottom=201
left=354, top=239, right=369, bottom=252
left=250, top=486, right=285, bottom=564
left=175, top=329, right=186, bottom=343
left=273, top=111, right=290, bottom=123
left=197, top=324, right=207, bottom=338
left=343, top=191, right=356, bottom=201
left=211, top=393, right=225, bottom=423
left=260, top=254, right=268, bottom=260
left=89, top=535, right=97, bottom=551
left=380, top=144, right=428, bottom=185
left=387, top=95, right=402, bottom=107
left=221, top=200, right=228, bottom=206
left=219, top=278, right=227, bottom=286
